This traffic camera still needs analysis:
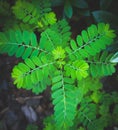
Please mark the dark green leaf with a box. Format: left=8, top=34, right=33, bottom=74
left=64, top=1, right=73, bottom=18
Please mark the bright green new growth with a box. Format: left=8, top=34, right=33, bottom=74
left=0, top=21, right=116, bottom=129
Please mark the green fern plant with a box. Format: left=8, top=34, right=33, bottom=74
left=0, top=18, right=117, bottom=129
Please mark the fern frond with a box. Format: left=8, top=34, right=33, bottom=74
left=0, top=30, right=48, bottom=59
left=66, top=23, right=116, bottom=60
left=88, top=52, right=116, bottom=77
left=51, top=71, right=78, bottom=128
left=64, top=60, right=89, bottom=80
left=12, top=55, right=55, bottom=94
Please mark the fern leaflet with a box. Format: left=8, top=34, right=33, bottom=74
left=51, top=71, right=78, bottom=128
left=0, top=30, right=48, bottom=59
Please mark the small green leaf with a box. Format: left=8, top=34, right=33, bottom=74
left=70, top=40, right=77, bottom=50
left=30, top=32, right=37, bottom=46
left=23, top=15, right=31, bottom=23
left=15, top=30, right=23, bottom=44
left=23, top=31, right=30, bottom=45
left=76, top=35, right=83, bottom=46
left=52, top=75, right=62, bottom=83
left=64, top=1, right=73, bottom=18
left=25, top=58, right=35, bottom=69
left=52, top=82, right=62, bottom=91
left=16, top=46, right=25, bottom=58
left=81, top=30, right=89, bottom=43
left=22, top=47, right=32, bottom=59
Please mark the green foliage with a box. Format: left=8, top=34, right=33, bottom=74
left=12, top=54, right=54, bottom=94
left=52, top=71, right=78, bottom=128
left=0, top=1, right=118, bottom=129
left=0, top=30, right=41, bottom=59
left=50, top=20, right=71, bottom=46
left=64, top=60, right=89, bottom=80
left=26, top=124, right=38, bottom=130
left=12, top=0, right=57, bottom=30
left=89, top=51, right=116, bottom=77
left=0, top=19, right=71, bottom=60
left=0, top=20, right=117, bottom=129
left=43, top=116, right=57, bottom=130
left=12, top=0, right=40, bottom=25
left=66, top=23, right=116, bottom=61
left=71, top=91, right=118, bottom=130
left=77, top=77, right=103, bottom=95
